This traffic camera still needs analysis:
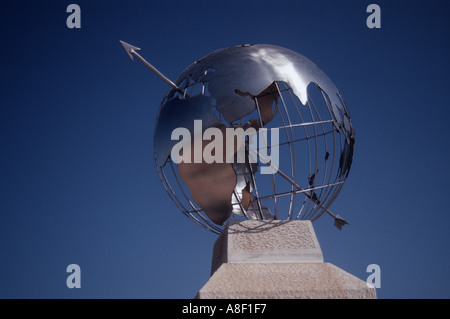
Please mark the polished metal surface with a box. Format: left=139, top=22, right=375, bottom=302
left=153, top=44, right=355, bottom=234
left=154, top=94, right=220, bottom=166
left=166, top=45, right=349, bottom=127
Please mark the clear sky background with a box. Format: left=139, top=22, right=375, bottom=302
left=1, top=0, right=449, bottom=299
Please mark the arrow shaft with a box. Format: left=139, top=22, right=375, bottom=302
left=130, top=49, right=183, bottom=94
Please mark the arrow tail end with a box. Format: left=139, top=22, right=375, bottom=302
left=334, top=215, right=350, bottom=230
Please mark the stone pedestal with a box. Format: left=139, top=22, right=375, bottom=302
left=196, top=220, right=376, bottom=299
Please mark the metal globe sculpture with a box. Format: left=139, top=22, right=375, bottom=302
left=147, top=44, right=355, bottom=234
left=120, top=41, right=354, bottom=234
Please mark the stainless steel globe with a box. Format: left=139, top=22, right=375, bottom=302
left=153, top=44, right=355, bottom=234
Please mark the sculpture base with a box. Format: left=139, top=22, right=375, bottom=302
left=196, top=220, right=376, bottom=299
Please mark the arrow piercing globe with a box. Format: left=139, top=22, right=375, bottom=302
left=121, top=42, right=355, bottom=234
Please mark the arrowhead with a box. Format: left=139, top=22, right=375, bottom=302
left=119, top=40, right=141, bottom=61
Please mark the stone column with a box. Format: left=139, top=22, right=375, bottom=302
left=196, top=220, right=376, bottom=299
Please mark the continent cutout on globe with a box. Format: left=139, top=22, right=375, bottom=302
left=177, top=84, right=279, bottom=225
left=177, top=124, right=240, bottom=225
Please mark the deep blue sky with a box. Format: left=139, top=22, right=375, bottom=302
left=1, top=0, right=449, bottom=299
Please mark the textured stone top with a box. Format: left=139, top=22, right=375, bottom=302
left=211, top=220, right=324, bottom=274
